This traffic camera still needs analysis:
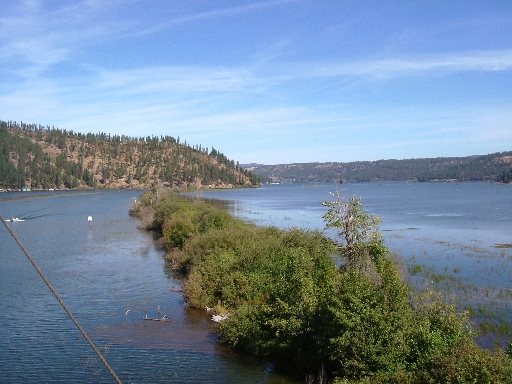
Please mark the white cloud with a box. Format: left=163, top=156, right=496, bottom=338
left=134, top=0, right=298, bottom=36
left=282, top=50, right=512, bottom=80
left=0, top=1, right=135, bottom=76
left=1, top=1, right=511, bottom=164
left=94, top=66, right=264, bottom=94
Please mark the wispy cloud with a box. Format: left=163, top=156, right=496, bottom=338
left=55, top=48, right=512, bottom=104
left=5, top=0, right=510, bottom=85
left=282, top=50, right=512, bottom=80
left=0, top=1, right=135, bottom=76
left=169, top=0, right=295, bottom=23
left=94, top=66, right=265, bottom=95
left=1, top=1, right=511, bottom=163
left=135, top=0, right=297, bottom=36
left=1, top=0, right=298, bottom=79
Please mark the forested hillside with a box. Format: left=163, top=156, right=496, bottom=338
left=0, top=120, right=261, bottom=190
left=251, top=153, right=512, bottom=183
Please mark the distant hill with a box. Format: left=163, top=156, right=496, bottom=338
left=0, top=120, right=262, bottom=190
left=250, top=153, right=512, bottom=183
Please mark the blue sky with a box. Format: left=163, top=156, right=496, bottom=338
left=1, top=1, right=511, bottom=164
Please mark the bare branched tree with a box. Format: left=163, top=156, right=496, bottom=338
left=322, top=182, right=383, bottom=279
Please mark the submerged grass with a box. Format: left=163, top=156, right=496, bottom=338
left=405, top=246, right=512, bottom=351
left=494, top=243, right=512, bottom=249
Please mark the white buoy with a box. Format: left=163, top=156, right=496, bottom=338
left=88, top=216, right=92, bottom=227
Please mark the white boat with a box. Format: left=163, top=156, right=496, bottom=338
left=7, top=217, right=24, bottom=222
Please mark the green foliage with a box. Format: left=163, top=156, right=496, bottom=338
left=315, top=270, right=408, bottom=379
left=0, top=123, right=100, bottom=189
left=182, top=226, right=335, bottom=308
left=214, top=228, right=338, bottom=357
left=163, top=212, right=197, bottom=249
left=416, top=340, right=512, bottom=384
left=152, top=196, right=190, bottom=230
left=197, top=207, right=233, bottom=233
left=137, top=189, right=512, bottom=383
left=160, top=197, right=239, bottom=251
left=498, top=167, right=512, bottom=183
left=407, top=290, right=473, bottom=369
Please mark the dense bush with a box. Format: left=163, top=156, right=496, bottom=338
left=159, top=197, right=238, bottom=251
left=141, top=191, right=512, bottom=383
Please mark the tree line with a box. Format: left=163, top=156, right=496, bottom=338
left=252, top=153, right=512, bottom=183
left=497, top=167, right=512, bottom=184
left=0, top=120, right=262, bottom=190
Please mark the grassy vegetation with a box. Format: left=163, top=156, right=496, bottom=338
left=133, top=187, right=512, bottom=383
left=406, top=245, right=512, bottom=350
left=494, top=244, right=512, bottom=249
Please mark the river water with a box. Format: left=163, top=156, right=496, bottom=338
left=0, top=190, right=295, bottom=383
left=1, top=183, right=511, bottom=382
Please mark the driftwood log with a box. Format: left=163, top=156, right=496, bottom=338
left=141, top=316, right=173, bottom=322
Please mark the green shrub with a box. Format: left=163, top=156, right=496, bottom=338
left=137, top=189, right=512, bottom=383
left=311, top=270, right=410, bottom=380
left=152, top=197, right=188, bottom=230
left=407, top=290, right=472, bottom=369
left=162, top=210, right=197, bottom=249
left=197, top=206, right=233, bottom=233
left=417, top=340, right=512, bottom=384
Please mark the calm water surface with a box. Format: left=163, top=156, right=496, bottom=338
left=201, top=182, right=512, bottom=249
left=2, top=183, right=511, bottom=382
left=200, top=182, right=512, bottom=332
left=0, top=190, right=297, bottom=383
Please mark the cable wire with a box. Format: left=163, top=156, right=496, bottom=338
left=0, top=214, right=123, bottom=384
